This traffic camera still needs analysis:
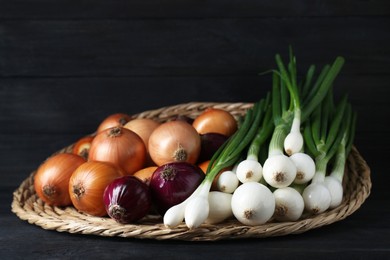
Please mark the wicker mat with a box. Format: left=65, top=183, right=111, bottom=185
left=11, top=102, right=372, bottom=241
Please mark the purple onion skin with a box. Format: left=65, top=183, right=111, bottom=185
left=149, top=162, right=205, bottom=215
left=198, top=133, right=228, bottom=162
left=103, top=176, right=152, bottom=224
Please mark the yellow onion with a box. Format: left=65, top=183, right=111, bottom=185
left=34, top=153, right=86, bottom=206
left=69, top=161, right=122, bottom=216
left=192, top=108, right=237, bottom=137
left=148, top=121, right=201, bottom=166
left=96, top=113, right=132, bottom=133
left=72, top=136, right=94, bottom=159
left=88, top=127, right=146, bottom=176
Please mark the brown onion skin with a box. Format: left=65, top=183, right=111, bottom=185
left=149, top=162, right=205, bottom=215
left=34, top=153, right=86, bottom=206
left=192, top=108, right=237, bottom=137
left=133, top=166, right=158, bottom=186
left=148, top=121, right=201, bottom=166
left=124, top=118, right=160, bottom=151
left=103, top=176, right=152, bottom=223
left=88, top=127, right=146, bottom=176
left=124, top=118, right=160, bottom=166
left=72, top=136, right=94, bottom=159
left=96, top=113, right=132, bottom=133
left=69, top=161, right=122, bottom=217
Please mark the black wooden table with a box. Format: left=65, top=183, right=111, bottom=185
left=1, top=1, right=389, bottom=259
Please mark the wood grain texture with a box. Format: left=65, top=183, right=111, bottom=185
left=1, top=0, right=389, bottom=19
left=1, top=0, right=389, bottom=258
left=1, top=17, right=389, bottom=77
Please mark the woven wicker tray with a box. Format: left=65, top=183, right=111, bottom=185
left=11, top=102, right=372, bottom=241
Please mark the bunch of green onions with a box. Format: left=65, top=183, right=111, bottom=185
left=163, top=48, right=356, bottom=229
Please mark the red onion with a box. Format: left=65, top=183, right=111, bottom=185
left=198, top=133, right=228, bottom=162
left=149, top=162, right=205, bottom=215
left=103, top=176, right=151, bottom=223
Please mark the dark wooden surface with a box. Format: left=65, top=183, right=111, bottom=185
left=1, top=1, right=389, bottom=259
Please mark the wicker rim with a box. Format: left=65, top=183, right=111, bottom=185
left=11, top=102, right=372, bottom=241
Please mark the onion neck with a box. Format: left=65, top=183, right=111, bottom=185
left=330, top=143, right=347, bottom=183
left=312, top=155, right=328, bottom=183
left=108, top=127, right=123, bottom=137
left=269, top=124, right=289, bottom=156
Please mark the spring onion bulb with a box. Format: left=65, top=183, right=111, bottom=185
left=205, top=191, right=233, bottom=224
left=274, top=50, right=304, bottom=156
left=263, top=51, right=303, bottom=188
left=289, top=152, right=316, bottom=184
left=284, top=114, right=304, bottom=155
left=324, top=176, right=343, bottom=209
left=236, top=96, right=273, bottom=184
left=273, top=187, right=304, bottom=221
left=216, top=170, right=239, bottom=193
left=302, top=182, right=331, bottom=214
left=263, top=154, right=297, bottom=188
left=184, top=188, right=210, bottom=229
left=231, top=182, right=275, bottom=225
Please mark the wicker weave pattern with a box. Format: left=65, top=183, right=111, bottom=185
left=11, top=103, right=371, bottom=241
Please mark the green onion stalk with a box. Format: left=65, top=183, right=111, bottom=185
left=262, top=49, right=345, bottom=189
left=302, top=92, right=354, bottom=214
left=324, top=103, right=356, bottom=208
left=235, top=95, right=274, bottom=183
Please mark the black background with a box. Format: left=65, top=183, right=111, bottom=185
left=1, top=1, right=389, bottom=259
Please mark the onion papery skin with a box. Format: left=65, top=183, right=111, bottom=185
left=124, top=118, right=160, bottom=151
left=88, top=127, right=146, bottom=176
left=198, top=133, right=228, bottom=162
left=133, top=166, right=158, bottom=186
left=148, top=121, right=201, bottom=166
left=69, top=161, right=122, bottom=217
left=124, top=118, right=160, bottom=167
left=149, top=162, right=205, bottom=215
left=72, top=136, right=94, bottom=159
left=103, top=176, right=152, bottom=223
left=96, top=113, right=132, bottom=133
left=192, top=108, right=238, bottom=137
left=34, top=153, right=86, bottom=207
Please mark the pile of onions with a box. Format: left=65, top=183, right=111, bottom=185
left=69, top=161, right=122, bottom=216
left=149, top=162, right=204, bottom=215
left=192, top=108, right=237, bottom=137
left=148, top=121, right=201, bottom=166
left=88, top=126, right=146, bottom=176
left=103, top=176, right=152, bottom=223
left=96, top=113, right=132, bottom=133
left=34, top=153, right=86, bottom=206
